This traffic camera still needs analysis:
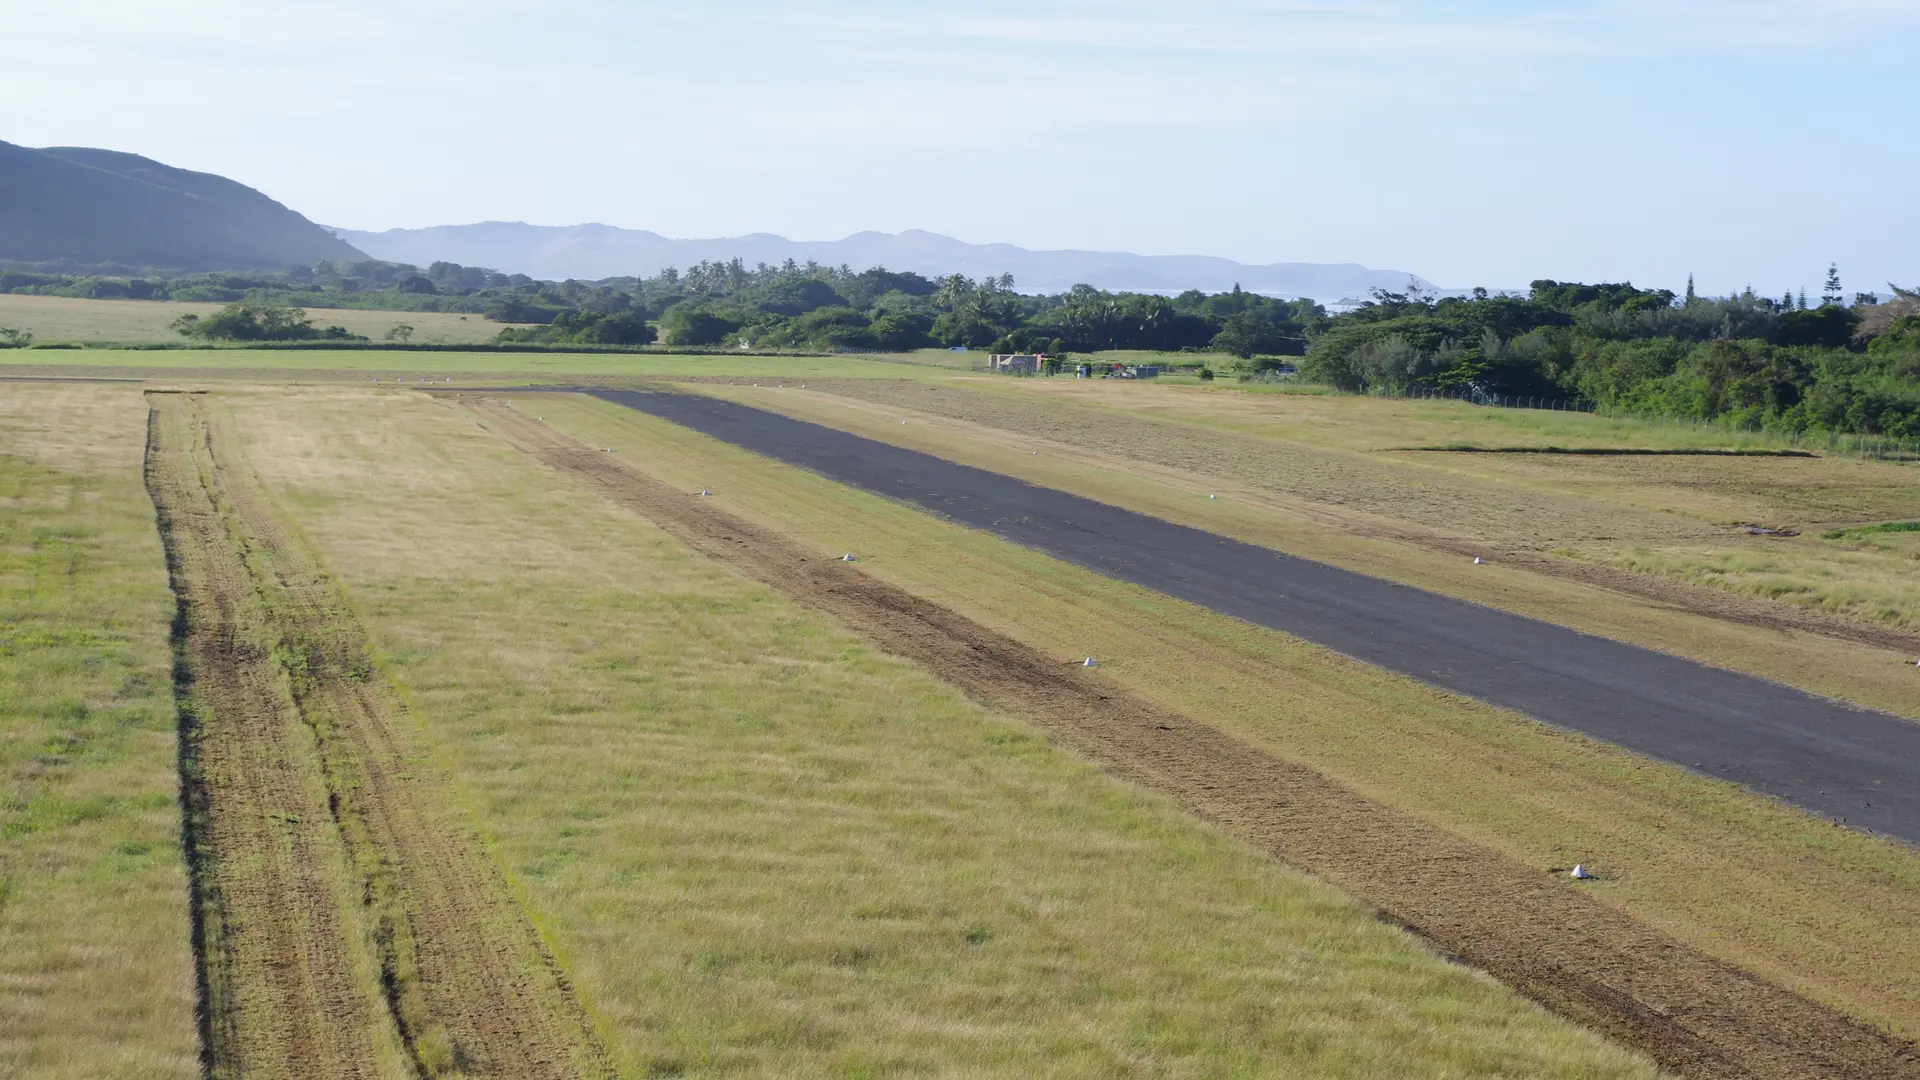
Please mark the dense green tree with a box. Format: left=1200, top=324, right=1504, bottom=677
left=658, top=302, right=739, bottom=346
left=754, top=276, right=847, bottom=315
left=870, top=312, right=934, bottom=351
left=1210, top=308, right=1303, bottom=359
left=1776, top=304, right=1860, bottom=347
left=838, top=268, right=936, bottom=309
left=169, top=301, right=360, bottom=341
left=484, top=297, right=559, bottom=323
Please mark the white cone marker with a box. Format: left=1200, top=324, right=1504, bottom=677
left=1570, top=864, right=1592, bottom=880
left=1474, top=556, right=1484, bottom=564
left=842, top=553, right=855, bottom=562
left=1083, top=657, right=1096, bottom=668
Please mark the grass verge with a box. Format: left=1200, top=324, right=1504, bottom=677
left=520, top=389, right=1920, bottom=1044
left=473, top=397, right=1911, bottom=1079
left=149, top=390, right=609, bottom=1079
left=220, top=384, right=1662, bottom=1079
left=0, top=293, right=529, bottom=346
left=0, top=385, right=198, bottom=1079
left=0, top=346, right=941, bottom=379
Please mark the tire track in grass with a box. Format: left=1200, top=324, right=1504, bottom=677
left=148, top=391, right=611, bottom=1079
left=148, top=391, right=406, bottom=1079
left=467, top=396, right=1920, bottom=1080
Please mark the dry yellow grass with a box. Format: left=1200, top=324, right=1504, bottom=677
left=993, top=375, right=1876, bottom=454
left=782, top=378, right=1724, bottom=548
left=1590, top=542, right=1920, bottom=629
left=0, top=384, right=199, bottom=1079
left=0, top=293, right=525, bottom=344
left=1395, top=448, right=1920, bottom=527
left=216, top=384, right=1661, bottom=1079
left=521, top=389, right=1920, bottom=1045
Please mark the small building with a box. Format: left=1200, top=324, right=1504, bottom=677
left=987, top=353, right=1041, bottom=374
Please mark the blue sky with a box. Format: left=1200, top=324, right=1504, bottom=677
left=3, top=1, right=1915, bottom=295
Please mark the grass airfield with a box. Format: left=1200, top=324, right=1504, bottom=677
left=4, top=343, right=1919, bottom=1078
left=0, top=293, right=527, bottom=345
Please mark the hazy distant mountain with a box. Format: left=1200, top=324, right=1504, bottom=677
left=0, top=142, right=364, bottom=271
left=331, top=222, right=1429, bottom=298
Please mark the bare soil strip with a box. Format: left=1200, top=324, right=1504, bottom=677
left=468, top=397, right=1919, bottom=1080
left=147, top=391, right=611, bottom=1079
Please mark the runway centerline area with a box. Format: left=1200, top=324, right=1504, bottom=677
left=587, top=387, right=1920, bottom=846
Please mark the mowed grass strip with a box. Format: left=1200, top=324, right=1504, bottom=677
left=0, top=386, right=198, bottom=1079
left=972, top=374, right=1889, bottom=455
left=680, top=381, right=1920, bottom=720
left=522, top=390, right=1920, bottom=1043
left=220, top=385, right=1660, bottom=1079
left=0, top=343, right=937, bottom=379
left=175, top=393, right=612, bottom=1079
left=473, top=398, right=1914, bottom=1079
left=0, top=293, right=524, bottom=345
left=777, top=379, right=1716, bottom=548
left=1587, top=541, right=1920, bottom=631
left=147, top=392, right=417, bottom=1079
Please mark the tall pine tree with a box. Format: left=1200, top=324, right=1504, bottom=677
left=1822, top=263, right=1844, bottom=307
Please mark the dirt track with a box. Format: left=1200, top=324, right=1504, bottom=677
left=147, top=392, right=609, bottom=1079
left=469, top=395, right=1919, bottom=1080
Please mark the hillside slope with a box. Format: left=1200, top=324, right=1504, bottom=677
left=0, top=142, right=364, bottom=271
left=333, top=221, right=1430, bottom=299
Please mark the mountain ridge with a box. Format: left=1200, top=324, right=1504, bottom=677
left=0, top=142, right=364, bottom=271
left=330, top=221, right=1430, bottom=298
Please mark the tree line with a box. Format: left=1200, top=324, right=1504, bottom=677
left=497, top=259, right=1326, bottom=356
left=7, top=252, right=1914, bottom=437
left=1301, top=271, right=1920, bottom=437
left=0, top=256, right=1326, bottom=356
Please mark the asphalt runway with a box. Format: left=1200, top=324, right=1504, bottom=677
left=588, top=387, right=1920, bottom=845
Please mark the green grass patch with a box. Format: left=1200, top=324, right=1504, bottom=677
left=228, top=386, right=1661, bottom=1079
left=0, top=436, right=199, bottom=1079
left=528, top=389, right=1920, bottom=1042
left=1822, top=520, right=1920, bottom=540
left=1395, top=444, right=1817, bottom=457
